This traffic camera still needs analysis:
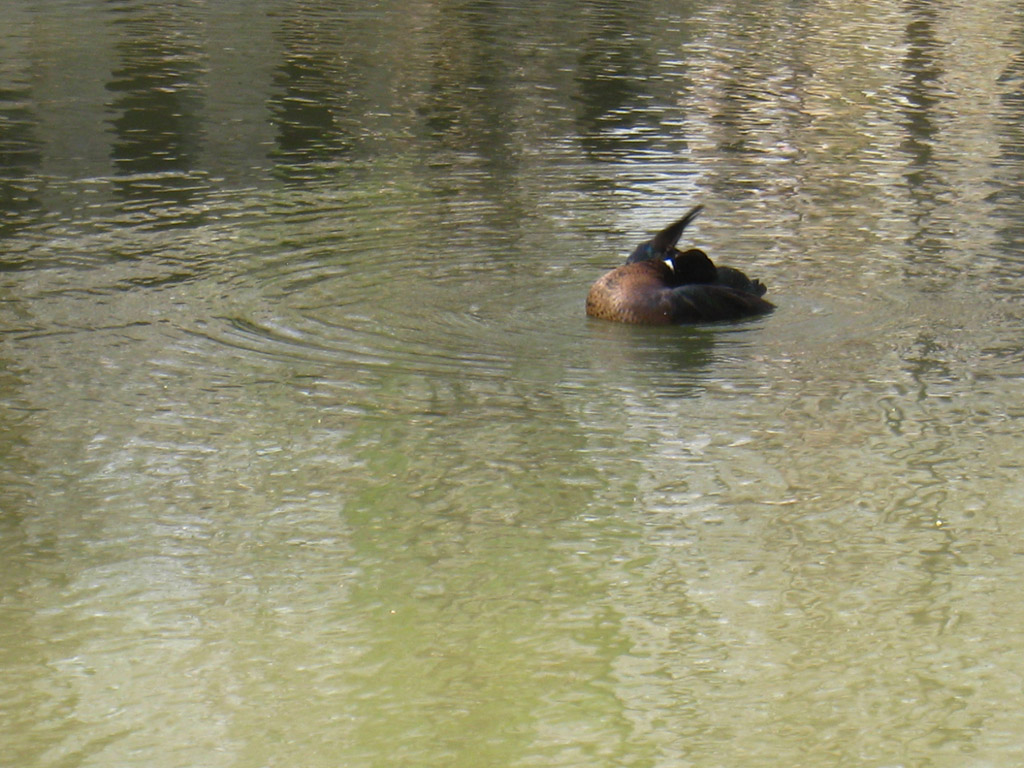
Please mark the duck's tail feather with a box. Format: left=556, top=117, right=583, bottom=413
left=650, top=205, right=704, bottom=253
left=625, top=205, right=704, bottom=264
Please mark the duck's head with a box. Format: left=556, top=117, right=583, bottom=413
left=664, top=248, right=718, bottom=285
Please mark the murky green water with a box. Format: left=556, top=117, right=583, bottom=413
left=4, top=1, right=1024, bottom=766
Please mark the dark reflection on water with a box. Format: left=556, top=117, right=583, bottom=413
left=573, top=2, right=688, bottom=162
left=106, top=2, right=207, bottom=205
left=993, top=45, right=1024, bottom=275
left=270, top=6, right=361, bottom=174
left=0, top=82, right=43, bottom=241
left=898, top=0, right=956, bottom=288
left=899, top=1, right=944, bottom=182
left=5, top=0, right=1024, bottom=766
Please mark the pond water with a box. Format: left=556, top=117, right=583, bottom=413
left=4, top=1, right=1024, bottom=766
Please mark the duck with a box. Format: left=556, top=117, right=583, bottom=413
left=585, top=205, right=774, bottom=325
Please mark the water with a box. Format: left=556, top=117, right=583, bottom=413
left=4, top=0, right=1024, bottom=765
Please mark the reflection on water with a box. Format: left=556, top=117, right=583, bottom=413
left=5, top=0, right=1024, bottom=766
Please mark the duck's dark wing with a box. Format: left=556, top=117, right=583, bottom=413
left=715, top=265, right=768, bottom=297
left=666, top=284, right=774, bottom=323
left=625, top=205, right=704, bottom=264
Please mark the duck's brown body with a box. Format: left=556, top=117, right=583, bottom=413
left=586, top=260, right=680, bottom=325
left=585, top=206, right=775, bottom=325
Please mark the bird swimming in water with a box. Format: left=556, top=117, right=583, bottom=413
left=585, top=205, right=774, bottom=325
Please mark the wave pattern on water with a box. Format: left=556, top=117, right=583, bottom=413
left=7, top=2, right=1024, bottom=767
